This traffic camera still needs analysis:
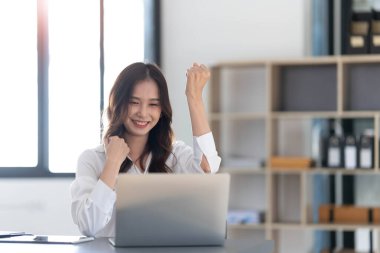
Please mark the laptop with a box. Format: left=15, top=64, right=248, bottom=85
left=109, top=173, right=230, bottom=247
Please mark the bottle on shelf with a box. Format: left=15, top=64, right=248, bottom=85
left=326, top=119, right=344, bottom=169
left=358, top=129, right=375, bottom=169
left=327, top=135, right=343, bottom=168
left=343, top=134, right=358, bottom=169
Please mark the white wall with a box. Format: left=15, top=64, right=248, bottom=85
left=0, top=179, right=80, bottom=235
left=0, top=1, right=308, bottom=235
left=161, top=0, right=308, bottom=144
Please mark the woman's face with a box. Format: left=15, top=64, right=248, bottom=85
left=124, top=79, right=162, bottom=138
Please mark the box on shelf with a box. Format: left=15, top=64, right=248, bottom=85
left=346, top=11, right=372, bottom=54
left=270, top=156, right=313, bottom=170
left=319, top=204, right=334, bottom=223
left=227, top=210, right=265, bottom=225
left=319, top=204, right=380, bottom=224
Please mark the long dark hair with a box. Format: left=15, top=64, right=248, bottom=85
left=103, top=62, right=174, bottom=173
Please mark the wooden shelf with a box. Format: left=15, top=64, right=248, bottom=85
left=271, top=111, right=380, bottom=119
left=271, top=223, right=380, bottom=230
left=271, top=223, right=304, bottom=229
left=270, top=168, right=378, bottom=174
left=210, top=55, right=380, bottom=253
left=308, top=168, right=379, bottom=175
left=220, top=168, right=266, bottom=175
left=306, top=223, right=380, bottom=230
left=228, top=224, right=266, bottom=230
left=223, top=168, right=379, bottom=175
left=209, top=113, right=267, bottom=121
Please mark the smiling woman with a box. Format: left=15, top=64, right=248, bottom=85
left=0, top=0, right=157, bottom=176
left=70, top=62, right=222, bottom=237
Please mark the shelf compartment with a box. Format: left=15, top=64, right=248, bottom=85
left=272, top=226, right=378, bottom=253
left=212, top=119, right=266, bottom=170
left=343, top=62, right=380, bottom=111
left=271, top=64, right=337, bottom=112
left=271, top=118, right=313, bottom=158
left=307, top=174, right=380, bottom=226
left=210, top=65, right=267, bottom=114
left=228, top=174, right=266, bottom=225
left=228, top=174, right=267, bottom=212
left=310, top=228, right=378, bottom=253
left=271, top=229, right=313, bottom=253
left=271, top=117, right=376, bottom=170
left=227, top=228, right=266, bottom=242
left=271, top=174, right=302, bottom=224
left=356, top=174, right=380, bottom=207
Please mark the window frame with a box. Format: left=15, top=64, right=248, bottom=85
left=0, top=0, right=160, bottom=178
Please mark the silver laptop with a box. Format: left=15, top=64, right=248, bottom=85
left=109, top=174, right=230, bottom=247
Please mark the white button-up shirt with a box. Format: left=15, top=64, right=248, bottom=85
left=70, top=132, right=221, bottom=237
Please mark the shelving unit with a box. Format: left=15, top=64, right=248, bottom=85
left=209, top=55, right=380, bottom=253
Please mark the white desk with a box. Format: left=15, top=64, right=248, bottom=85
left=0, top=238, right=274, bottom=253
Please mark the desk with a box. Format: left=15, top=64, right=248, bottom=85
left=0, top=238, right=274, bottom=253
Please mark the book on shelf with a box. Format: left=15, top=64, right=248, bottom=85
left=270, top=156, right=313, bottom=170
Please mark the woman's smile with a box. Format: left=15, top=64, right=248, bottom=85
left=132, top=120, right=150, bottom=128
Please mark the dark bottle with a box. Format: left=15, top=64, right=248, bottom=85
left=343, top=135, right=357, bottom=169
left=358, top=129, right=374, bottom=169
left=327, top=135, right=342, bottom=168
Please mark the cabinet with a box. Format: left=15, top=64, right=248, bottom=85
left=209, top=56, right=380, bottom=253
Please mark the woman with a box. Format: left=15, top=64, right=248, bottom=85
left=70, top=62, right=221, bottom=237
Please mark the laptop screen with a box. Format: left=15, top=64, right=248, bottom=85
left=112, top=174, right=230, bottom=247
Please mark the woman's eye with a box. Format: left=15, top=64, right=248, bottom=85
left=150, top=103, right=160, bottom=107
left=129, top=101, right=139, bottom=105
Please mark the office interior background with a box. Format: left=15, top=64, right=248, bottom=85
left=1, top=0, right=380, bottom=252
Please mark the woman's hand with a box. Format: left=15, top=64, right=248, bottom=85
left=104, top=136, right=130, bottom=167
left=100, top=136, right=130, bottom=189
left=185, top=63, right=212, bottom=173
left=185, top=63, right=210, bottom=100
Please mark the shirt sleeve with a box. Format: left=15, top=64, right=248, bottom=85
left=70, top=149, right=116, bottom=237
left=193, top=132, right=222, bottom=173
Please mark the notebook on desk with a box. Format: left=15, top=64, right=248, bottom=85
left=0, top=235, right=94, bottom=244
left=109, top=173, right=230, bottom=247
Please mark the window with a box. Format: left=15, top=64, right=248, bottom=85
left=0, top=1, right=38, bottom=167
left=0, top=0, right=159, bottom=176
